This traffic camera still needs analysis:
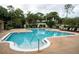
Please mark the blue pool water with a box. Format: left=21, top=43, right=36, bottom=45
left=5, top=29, right=74, bottom=49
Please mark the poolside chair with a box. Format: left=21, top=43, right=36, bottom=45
left=77, top=28, right=79, bottom=32
left=73, top=27, right=77, bottom=31
left=72, top=27, right=76, bottom=31
left=65, top=27, right=68, bottom=30
left=66, top=27, right=70, bottom=31
left=69, top=27, right=73, bottom=31
left=74, top=27, right=79, bottom=32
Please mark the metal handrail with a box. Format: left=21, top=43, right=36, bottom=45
left=30, top=29, right=45, bottom=52
left=30, top=33, right=40, bottom=52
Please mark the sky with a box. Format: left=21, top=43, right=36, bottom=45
left=0, top=0, right=79, bottom=18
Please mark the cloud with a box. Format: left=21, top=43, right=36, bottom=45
left=0, top=3, right=79, bottom=17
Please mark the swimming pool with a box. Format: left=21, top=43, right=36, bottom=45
left=3, top=28, right=74, bottom=52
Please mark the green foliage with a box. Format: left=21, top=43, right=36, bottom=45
left=5, top=21, right=14, bottom=30
left=35, top=12, right=44, bottom=20
left=63, top=18, right=79, bottom=27
left=0, top=6, right=8, bottom=21
left=8, top=6, right=25, bottom=28
left=26, top=12, right=41, bottom=24
left=0, top=5, right=78, bottom=29
left=0, top=5, right=25, bottom=29
left=46, top=20, right=55, bottom=28
left=46, top=12, right=59, bottom=20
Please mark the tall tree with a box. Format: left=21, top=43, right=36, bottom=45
left=7, top=5, right=15, bottom=26
left=36, top=12, right=44, bottom=17
left=64, top=4, right=75, bottom=18
left=26, top=12, right=39, bottom=24
left=45, top=12, right=60, bottom=28
left=35, top=12, right=44, bottom=22
left=46, top=12, right=59, bottom=20
left=7, top=5, right=14, bottom=11
left=46, top=12, right=60, bottom=24
left=14, top=8, right=25, bottom=28
left=7, top=6, right=25, bottom=28
left=0, top=6, right=8, bottom=21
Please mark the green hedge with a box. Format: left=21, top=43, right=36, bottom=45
left=63, top=18, right=79, bottom=27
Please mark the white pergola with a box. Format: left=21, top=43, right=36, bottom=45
left=37, top=23, right=48, bottom=28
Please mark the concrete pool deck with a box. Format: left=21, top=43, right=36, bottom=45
left=0, top=28, right=79, bottom=54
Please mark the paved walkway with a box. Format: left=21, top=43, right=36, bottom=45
left=0, top=29, right=79, bottom=54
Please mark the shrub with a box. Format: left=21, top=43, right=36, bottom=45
left=63, top=18, right=79, bottom=27
left=46, top=20, right=55, bottom=28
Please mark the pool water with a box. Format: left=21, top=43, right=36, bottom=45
left=5, top=29, right=74, bottom=49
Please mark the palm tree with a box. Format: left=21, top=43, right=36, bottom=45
left=26, top=12, right=38, bottom=24
left=64, top=4, right=75, bottom=18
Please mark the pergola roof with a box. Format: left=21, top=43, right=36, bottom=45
left=37, top=23, right=48, bottom=27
